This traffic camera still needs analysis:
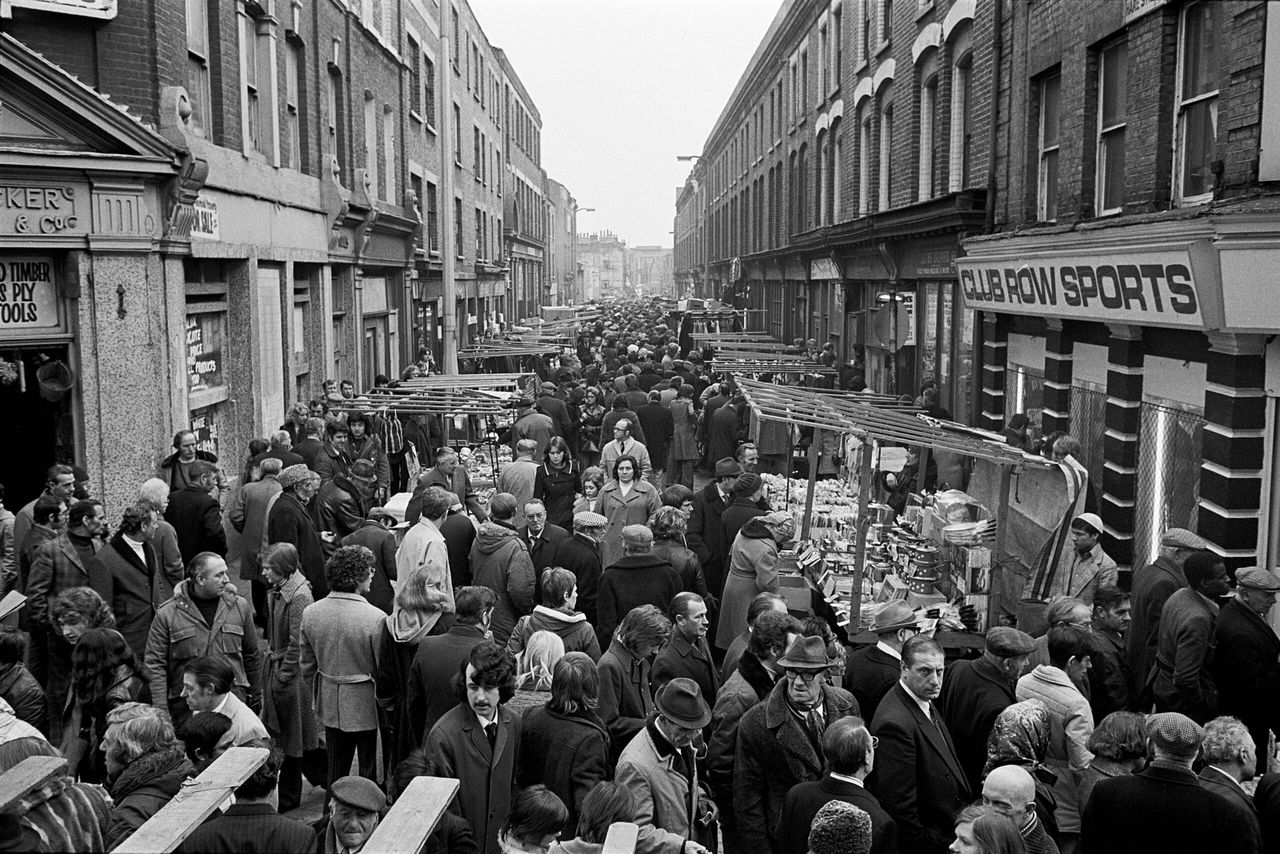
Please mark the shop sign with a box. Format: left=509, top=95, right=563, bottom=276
left=0, top=184, right=85, bottom=237
left=191, top=195, right=219, bottom=240
left=810, top=257, right=842, bottom=281
left=956, top=251, right=1204, bottom=328
left=189, top=405, right=221, bottom=459
left=6, top=0, right=115, bottom=18
left=1123, top=0, right=1167, bottom=24
left=185, top=313, right=226, bottom=393
left=901, top=293, right=917, bottom=347
left=0, top=256, right=59, bottom=330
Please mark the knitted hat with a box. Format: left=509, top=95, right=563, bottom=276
left=808, top=801, right=873, bottom=854
left=278, top=464, right=313, bottom=489
left=732, top=472, right=762, bottom=496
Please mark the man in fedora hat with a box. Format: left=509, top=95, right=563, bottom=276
left=687, top=457, right=743, bottom=599
left=615, top=677, right=714, bottom=854
left=845, top=601, right=924, bottom=720
left=938, top=625, right=1036, bottom=792
left=1214, top=567, right=1280, bottom=772
left=735, top=634, right=859, bottom=853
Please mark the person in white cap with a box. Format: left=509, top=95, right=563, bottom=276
left=1213, top=566, right=1280, bottom=773
left=1058, top=513, right=1117, bottom=606
left=1126, top=527, right=1212, bottom=700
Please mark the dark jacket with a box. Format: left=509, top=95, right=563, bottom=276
left=600, top=407, right=646, bottom=447
left=597, top=638, right=654, bottom=761
left=706, top=650, right=776, bottom=805
left=652, top=631, right=719, bottom=706
left=315, top=475, right=369, bottom=541
left=869, top=683, right=973, bottom=854
left=469, top=522, right=536, bottom=646
left=105, top=746, right=194, bottom=850
left=938, top=654, right=1018, bottom=793
left=708, top=404, right=742, bottom=466
left=720, top=497, right=766, bottom=558
left=164, top=484, right=227, bottom=564
left=406, top=623, right=486, bottom=738
left=507, top=605, right=601, bottom=661
left=1151, top=587, right=1218, bottom=722
left=1127, top=554, right=1186, bottom=693
left=157, top=449, right=219, bottom=492
left=779, top=775, right=899, bottom=854
left=735, top=678, right=860, bottom=852
left=376, top=609, right=454, bottom=787
left=1255, top=772, right=1280, bottom=854
left=635, top=402, right=674, bottom=470
left=267, top=491, right=328, bottom=599
left=1198, top=766, right=1262, bottom=851
left=341, top=520, right=398, bottom=614
left=533, top=461, right=580, bottom=530
left=1213, top=597, right=1280, bottom=772
left=1088, top=623, right=1133, bottom=722
left=86, top=531, right=162, bottom=659
left=687, top=483, right=731, bottom=595
left=312, top=441, right=352, bottom=484
left=554, top=533, right=604, bottom=628
left=651, top=538, right=713, bottom=605
left=0, top=662, right=47, bottom=734
left=845, top=643, right=903, bottom=723
left=535, top=394, right=574, bottom=440
left=440, top=511, right=477, bottom=589
left=179, top=802, right=315, bottom=853
left=596, top=553, right=682, bottom=647
left=294, top=436, right=325, bottom=471
left=520, top=522, right=570, bottom=585
left=1081, top=762, right=1258, bottom=854
left=518, top=706, right=611, bottom=835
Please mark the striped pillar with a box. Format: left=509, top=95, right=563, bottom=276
left=1041, top=319, right=1073, bottom=435
left=979, top=313, right=1008, bottom=431
left=1101, top=324, right=1143, bottom=567
left=1198, top=333, right=1266, bottom=570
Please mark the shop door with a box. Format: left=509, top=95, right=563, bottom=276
left=0, top=346, right=75, bottom=509
left=363, top=316, right=389, bottom=389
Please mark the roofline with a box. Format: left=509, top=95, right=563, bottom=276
left=493, top=47, right=542, bottom=125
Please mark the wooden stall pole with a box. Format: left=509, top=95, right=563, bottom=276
left=801, top=429, right=821, bottom=540
left=855, top=440, right=874, bottom=580
left=915, top=445, right=931, bottom=494
left=362, top=776, right=460, bottom=854
left=602, top=822, right=641, bottom=854
left=989, top=464, right=1015, bottom=625
left=115, top=746, right=269, bottom=854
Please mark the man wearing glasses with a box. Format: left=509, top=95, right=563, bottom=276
left=869, top=635, right=972, bottom=854
left=734, top=635, right=860, bottom=853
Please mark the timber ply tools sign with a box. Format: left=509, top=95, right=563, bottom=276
left=956, top=246, right=1212, bottom=329
left=0, top=256, right=58, bottom=329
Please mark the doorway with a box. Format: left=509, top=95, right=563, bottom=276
left=363, top=315, right=389, bottom=389
left=0, top=345, right=75, bottom=509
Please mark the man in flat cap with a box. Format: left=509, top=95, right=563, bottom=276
left=267, top=463, right=329, bottom=597
left=1082, top=712, right=1257, bottom=854
left=1127, top=527, right=1212, bottom=689
left=847, top=602, right=925, bottom=721
left=1214, top=567, right=1280, bottom=773
left=552, top=511, right=608, bottom=629
left=939, top=625, right=1036, bottom=792
left=321, top=775, right=386, bottom=853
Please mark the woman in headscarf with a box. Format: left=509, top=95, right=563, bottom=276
left=983, top=698, right=1061, bottom=839
left=376, top=561, right=455, bottom=796
left=715, top=510, right=794, bottom=650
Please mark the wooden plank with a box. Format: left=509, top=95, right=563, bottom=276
left=601, top=822, right=640, bottom=854
left=362, top=776, right=460, bottom=854
left=0, top=756, right=67, bottom=812
left=990, top=465, right=1014, bottom=624
left=114, top=746, right=269, bottom=854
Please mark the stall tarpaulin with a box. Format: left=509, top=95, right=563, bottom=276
left=967, top=455, right=1089, bottom=620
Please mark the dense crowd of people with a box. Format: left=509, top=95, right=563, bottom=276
left=0, top=298, right=1276, bottom=854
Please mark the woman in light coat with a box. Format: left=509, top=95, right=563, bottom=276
left=715, top=511, right=794, bottom=650
left=597, top=456, right=661, bottom=571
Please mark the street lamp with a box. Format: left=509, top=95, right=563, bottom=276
left=676, top=155, right=702, bottom=162
left=876, top=290, right=909, bottom=396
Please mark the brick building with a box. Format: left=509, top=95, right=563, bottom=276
left=497, top=49, right=548, bottom=322
left=545, top=176, right=580, bottom=305
left=578, top=230, right=628, bottom=302
left=958, top=0, right=1280, bottom=571
left=675, top=0, right=995, bottom=424
left=0, top=0, right=565, bottom=514
left=629, top=245, right=674, bottom=298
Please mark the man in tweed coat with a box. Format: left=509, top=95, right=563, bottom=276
left=300, top=546, right=384, bottom=801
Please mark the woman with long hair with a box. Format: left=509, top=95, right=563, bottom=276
left=573, top=467, right=606, bottom=517
left=949, top=804, right=1027, bottom=854
left=507, top=630, right=566, bottom=717
left=63, top=627, right=146, bottom=782
left=534, top=436, right=579, bottom=530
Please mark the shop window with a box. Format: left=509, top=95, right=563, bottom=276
left=1175, top=0, right=1220, bottom=204
left=183, top=259, right=230, bottom=416
left=1133, top=400, right=1205, bottom=569
left=1096, top=42, right=1127, bottom=215
left=1038, top=72, right=1061, bottom=222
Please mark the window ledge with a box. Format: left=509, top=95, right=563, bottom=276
left=426, top=124, right=438, bottom=137
left=409, top=110, right=424, bottom=125
left=915, top=0, right=935, bottom=20
left=854, top=59, right=868, bottom=75
left=875, top=40, right=892, bottom=59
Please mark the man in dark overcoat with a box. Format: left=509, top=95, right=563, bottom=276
left=407, top=585, right=495, bottom=738
left=846, top=601, right=924, bottom=721
left=266, top=465, right=328, bottom=598
left=1213, top=567, right=1280, bottom=773
left=652, top=592, right=719, bottom=706
left=1126, top=528, right=1209, bottom=694
left=685, top=458, right=741, bottom=598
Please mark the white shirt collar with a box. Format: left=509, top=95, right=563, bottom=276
left=828, top=771, right=865, bottom=787
left=875, top=640, right=902, bottom=660
left=899, top=679, right=932, bottom=719
left=475, top=710, right=497, bottom=729
left=213, top=694, right=229, bottom=716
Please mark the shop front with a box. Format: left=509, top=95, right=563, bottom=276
left=959, top=211, right=1280, bottom=569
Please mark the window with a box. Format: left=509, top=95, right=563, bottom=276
left=408, top=35, right=423, bottom=116
left=327, top=70, right=343, bottom=173
left=186, top=0, right=211, bottom=135
left=473, top=125, right=481, bottom=181
left=284, top=42, right=301, bottom=170
left=424, top=56, right=436, bottom=128
left=790, top=56, right=799, bottom=125
left=918, top=57, right=939, bottom=201
left=382, top=107, right=395, bottom=202
left=241, top=11, right=262, bottom=153
left=819, top=20, right=829, bottom=96
left=453, top=103, right=462, bottom=164
left=1176, top=1, right=1220, bottom=203
left=797, top=142, right=809, bottom=231
left=859, top=0, right=870, bottom=65
left=426, top=181, right=439, bottom=253
left=831, top=122, right=843, bottom=222
left=949, top=29, right=973, bottom=191
left=859, top=111, right=872, bottom=214
left=1038, top=73, right=1061, bottom=221
left=832, top=6, right=843, bottom=88
left=1097, top=43, right=1127, bottom=214
left=801, top=46, right=810, bottom=111
left=879, top=100, right=893, bottom=210
left=364, top=95, right=378, bottom=199
left=451, top=6, right=460, bottom=72
left=476, top=208, right=483, bottom=259
left=816, top=130, right=829, bottom=225
left=455, top=197, right=464, bottom=257
left=880, top=0, right=894, bottom=45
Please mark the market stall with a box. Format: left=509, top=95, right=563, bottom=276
left=734, top=377, right=1048, bottom=647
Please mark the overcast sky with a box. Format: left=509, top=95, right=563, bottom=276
left=471, top=0, right=781, bottom=248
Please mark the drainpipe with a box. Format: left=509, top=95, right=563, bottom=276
left=984, top=0, right=1006, bottom=233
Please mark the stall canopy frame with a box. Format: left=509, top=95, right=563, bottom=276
left=734, top=377, right=1048, bottom=622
